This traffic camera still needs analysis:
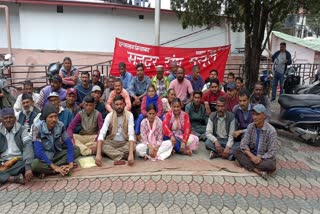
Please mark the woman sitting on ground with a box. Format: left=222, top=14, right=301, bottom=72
left=136, top=104, right=173, bottom=161
left=162, top=98, right=199, bottom=156
left=135, top=84, right=163, bottom=136
left=59, top=57, right=79, bottom=88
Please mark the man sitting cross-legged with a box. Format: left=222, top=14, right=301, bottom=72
left=0, top=108, right=34, bottom=184
left=31, top=104, right=80, bottom=178
left=67, top=95, right=103, bottom=156
left=96, top=95, right=135, bottom=166
left=233, top=104, right=279, bottom=179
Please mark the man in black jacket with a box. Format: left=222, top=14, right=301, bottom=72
left=17, top=93, right=40, bottom=132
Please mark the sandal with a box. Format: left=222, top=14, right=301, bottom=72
left=13, top=174, right=25, bottom=184
left=114, top=160, right=126, bottom=165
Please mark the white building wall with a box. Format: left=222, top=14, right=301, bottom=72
left=271, top=35, right=315, bottom=64
left=1, top=3, right=245, bottom=53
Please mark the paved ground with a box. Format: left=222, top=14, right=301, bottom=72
left=1, top=102, right=320, bottom=213
left=0, top=131, right=320, bottom=214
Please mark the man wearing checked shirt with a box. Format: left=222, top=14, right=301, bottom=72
left=233, top=104, right=279, bottom=180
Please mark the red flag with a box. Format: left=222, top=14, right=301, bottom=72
left=110, top=38, right=230, bottom=83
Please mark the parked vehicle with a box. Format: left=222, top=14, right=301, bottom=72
left=259, top=69, right=273, bottom=96
left=271, top=94, right=320, bottom=146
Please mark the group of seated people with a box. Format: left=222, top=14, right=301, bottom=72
left=0, top=58, right=278, bottom=185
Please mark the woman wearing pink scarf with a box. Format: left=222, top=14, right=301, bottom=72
left=136, top=104, right=173, bottom=161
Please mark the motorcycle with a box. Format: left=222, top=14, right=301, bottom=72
left=0, top=54, right=16, bottom=109
left=271, top=94, right=320, bottom=146
left=259, top=69, right=273, bottom=96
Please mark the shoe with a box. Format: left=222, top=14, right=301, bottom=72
left=260, top=171, right=268, bottom=180
left=13, top=174, right=25, bottom=184
left=209, top=151, right=216, bottom=159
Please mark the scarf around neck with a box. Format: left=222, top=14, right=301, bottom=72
left=146, top=94, right=159, bottom=110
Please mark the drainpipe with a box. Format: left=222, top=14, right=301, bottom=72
left=0, top=5, right=12, bottom=57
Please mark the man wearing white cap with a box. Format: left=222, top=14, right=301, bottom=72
left=233, top=104, right=279, bottom=179
left=91, top=85, right=107, bottom=118
left=150, top=65, right=169, bottom=98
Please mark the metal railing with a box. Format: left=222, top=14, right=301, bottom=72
left=5, top=62, right=319, bottom=91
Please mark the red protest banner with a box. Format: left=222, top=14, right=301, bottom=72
left=110, top=38, right=230, bottom=83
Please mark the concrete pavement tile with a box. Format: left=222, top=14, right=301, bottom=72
left=198, top=192, right=211, bottom=209
left=182, top=175, right=193, bottom=184
left=90, top=202, right=104, bottom=214
left=62, top=202, right=77, bottom=214
left=266, top=177, right=279, bottom=187
left=177, top=180, right=189, bottom=194
left=168, top=204, right=182, bottom=214
left=302, top=170, right=317, bottom=180
left=0, top=201, right=12, bottom=214
left=194, top=205, right=209, bottom=214
left=151, top=175, right=161, bottom=182
left=188, top=181, right=201, bottom=195
left=171, top=175, right=182, bottom=183
left=244, top=177, right=257, bottom=186
left=185, top=192, right=199, bottom=209
left=143, top=203, right=156, bottom=214
left=286, top=208, right=298, bottom=214
left=103, top=202, right=117, bottom=214
left=285, top=176, right=300, bottom=188
left=308, top=199, right=320, bottom=212
left=119, top=176, right=129, bottom=181
left=130, top=176, right=140, bottom=182
left=220, top=207, right=233, bottom=214
left=222, top=182, right=236, bottom=196
left=181, top=204, right=194, bottom=214
left=221, top=194, right=236, bottom=211
left=0, top=183, right=9, bottom=191
left=99, top=178, right=112, bottom=192
left=49, top=190, right=65, bottom=206
left=117, top=203, right=130, bottom=214
left=288, top=186, right=306, bottom=200
left=30, top=181, right=46, bottom=192
left=233, top=183, right=247, bottom=197
left=75, top=190, right=91, bottom=205
left=296, top=177, right=312, bottom=189
left=173, top=192, right=186, bottom=208
left=161, top=192, right=174, bottom=208
left=246, top=207, right=260, bottom=214
left=213, top=175, right=224, bottom=185
left=53, top=179, right=68, bottom=192
left=300, top=209, right=313, bottom=214
left=109, top=176, right=119, bottom=181
left=6, top=183, right=21, bottom=192
left=62, top=190, right=78, bottom=206
left=12, top=189, right=30, bottom=206
left=274, top=176, right=290, bottom=188
left=34, top=201, right=51, bottom=214
left=129, top=203, right=142, bottom=213
left=87, top=190, right=102, bottom=206
left=167, top=180, right=178, bottom=194
left=7, top=202, right=25, bottom=214
left=208, top=207, right=221, bottom=214
left=64, top=179, right=78, bottom=192
left=294, top=197, right=313, bottom=213
left=246, top=184, right=259, bottom=198
left=245, top=195, right=261, bottom=212
left=234, top=177, right=246, bottom=186
left=24, top=189, right=42, bottom=205
left=281, top=196, right=301, bottom=213
left=137, top=191, right=149, bottom=207
left=110, top=178, right=123, bottom=193
left=267, top=185, right=283, bottom=199
left=133, top=179, right=145, bottom=193
left=125, top=191, right=138, bottom=206
left=224, top=176, right=235, bottom=185
left=203, top=176, right=214, bottom=184
left=233, top=194, right=248, bottom=211
left=260, top=208, right=274, bottom=214
left=210, top=193, right=223, bottom=210
left=113, top=190, right=126, bottom=207
left=273, top=208, right=285, bottom=214
left=234, top=206, right=247, bottom=214
left=156, top=180, right=168, bottom=194
left=270, top=196, right=287, bottom=213
left=122, top=178, right=134, bottom=193
left=48, top=202, right=64, bottom=214
left=155, top=203, right=169, bottom=214
left=161, top=175, right=172, bottom=183
left=278, top=186, right=294, bottom=199
left=76, top=178, right=91, bottom=192
left=76, top=202, right=91, bottom=214
left=0, top=189, right=17, bottom=206
left=256, top=184, right=271, bottom=198
left=145, top=180, right=156, bottom=193
left=140, top=175, right=151, bottom=182
left=201, top=182, right=212, bottom=196
left=258, top=195, right=274, bottom=212
left=149, top=191, right=162, bottom=207
left=192, top=176, right=204, bottom=184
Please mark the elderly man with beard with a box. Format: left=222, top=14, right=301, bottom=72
left=96, top=95, right=135, bottom=166
left=233, top=104, right=278, bottom=179
left=17, top=94, right=40, bottom=132
left=14, top=81, right=40, bottom=116
left=151, top=65, right=170, bottom=98
left=168, top=66, right=193, bottom=106
left=205, top=96, right=236, bottom=160
left=0, top=108, right=34, bottom=184
left=36, top=75, right=67, bottom=110
left=249, top=82, right=271, bottom=121
left=31, top=104, right=80, bottom=178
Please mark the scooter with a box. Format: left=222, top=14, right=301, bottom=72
left=0, top=54, right=16, bottom=109
left=271, top=94, right=320, bottom=146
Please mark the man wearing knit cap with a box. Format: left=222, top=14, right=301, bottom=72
left=233, top=104, right=278, bottom=179
left=61, top=88, right=81, bottom=118
left=17, top=93, right=40, bottom=132
left=150, top=65, right=169, bottom=97
left=31, top=104, right=80, bottom=178
left=35, top=74, right=67, bottom=110
left=0, top=108, right=34, bottom=184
